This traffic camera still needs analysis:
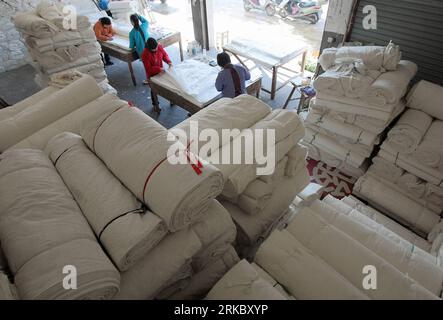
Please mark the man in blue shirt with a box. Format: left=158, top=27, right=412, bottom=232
left=215, top=52, right=251, bottom=98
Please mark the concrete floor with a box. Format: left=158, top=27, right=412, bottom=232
left=0, top=43, right=301, bottom=129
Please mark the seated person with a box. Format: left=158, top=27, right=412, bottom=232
left=215, top=52, right=251, bottom=98
left=93, top=17, right=116, bottom=66
left=141, top=37, right=173, bottom=112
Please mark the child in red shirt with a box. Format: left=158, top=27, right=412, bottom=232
left=141, top=38, right=172, bottom=112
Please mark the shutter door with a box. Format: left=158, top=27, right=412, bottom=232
left=349, top=0, right=443, bottom=85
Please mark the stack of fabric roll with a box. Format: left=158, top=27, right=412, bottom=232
left=355, top=80, right=443, bottom=237
left=250, top=195, right=443, bottom=299
left=171, top=95, right=310, bottom=258
left=12, top=0, right=115, bottom=93
left=109, top=1, right=140, bottom=23
left=0, top=73, right=105, bottom=153
left=302, top=43, right=416, bottom=177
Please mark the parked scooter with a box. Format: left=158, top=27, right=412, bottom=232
left=275, top=0, right=322, bottom=24
left=243, top=0, right=276, bottom=16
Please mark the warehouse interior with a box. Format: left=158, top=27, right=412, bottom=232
left=0, top=0, right=443, bottom=301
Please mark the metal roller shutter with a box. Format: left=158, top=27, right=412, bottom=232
left=349, top=0, right=443, bottom=85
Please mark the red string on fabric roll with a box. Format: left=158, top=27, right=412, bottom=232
left=141, top=140, right=203, bottom=203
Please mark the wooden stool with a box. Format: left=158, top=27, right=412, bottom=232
left=283, top=76, right=313, bottom=114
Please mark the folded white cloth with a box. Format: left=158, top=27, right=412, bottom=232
left=205, top=259, right=287, bottom=300
left=155, top=264, right=193, bottom=300
left=0, top=149, right=120, bottom=300
left=36, top=0, right=91, bottom=31
left=380, top=144, right=443, bottom=186
left=256, top=229, right=370, bottom=300
left=45, top=132, right=168, bottom=271
left=320, top=44, right=402, bottom=71
left=307, top=201, right=443, bottom=296
left=407, top=80, right=443, bottom=121
left=354, top=174, right=441, bottom=234
left=81, top=106, right=224, bottom=232
left=12, top=12, right=59, bottom=38
left=306, top=106, right=379, bottom=146
left=364, top=60, right=417, bottom=107
left=314, top=61, right=380, bottom=98
left=169, top=246, right=240, bottom=300
left=287, top=206, right=438, bottom=299
left=115, top=229, right=202, bottom=300
left=413, top=120, right=443, bottom=168
left=25, top=29, right=96, bottom=52
left=0, top=86, right=59, bottom=122
left=0, top=75, right=103, bottom=152
left=387, top=109, right=433, bottom=154
left=313, top=95, right=402, bottom=121
left=304, top=127, right=367, bottom=168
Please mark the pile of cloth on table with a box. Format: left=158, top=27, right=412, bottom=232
left=12, top=0, right=115, bottom=94
left=109, top=1, right=140, bottom=23
left=171, top=95, right=310, bottom=258
left=302, top=43, right=416, bottom=177
left=0, top=73, right=106, bottom=153
left=354, top=80, right=443, bottom=236
left=250, top=194, right=443, bottom=299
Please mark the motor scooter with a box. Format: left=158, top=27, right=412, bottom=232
left=275, top=0, right=322, bottom=24
left=243, top=0, right=277, bottom=16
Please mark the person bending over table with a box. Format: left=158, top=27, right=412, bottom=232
left=94, top=17, right=116, bottom=66
left=141, top=37, right=173, bottom=113
left=215, top=52, right=251, bottom=98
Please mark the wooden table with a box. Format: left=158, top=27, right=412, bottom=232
left=150, top=72, right=263, bottom=115
left=223, top=43, right=307, bottom=100
left=100, top=30, right=183, bottom=86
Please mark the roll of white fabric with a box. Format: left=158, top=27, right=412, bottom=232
left=115, top=229, right=202, bottom=300
left=155, top=264, right=193, bottom=300
left=221, top=168, right=310, bottom=247
left=169, top=246, right=240, bottom=300
left=306, top=107, right=379, bottom=146
left=45, top=132, right=168, bottom=271
left=330, top=196, right=432, bottom=252
left=25, top=29, right=96, bottom=52
left=0, top=75, right=102, bottom=152
left=0, top=149, right=120, bottom=300
left=284, top=144, right=308, bottom=177
left=287, top=208, right=438, bottom=299
left=81, top=106, right=224, bottom=232
left=211, top=109, right=305, bottom=198
left=425, top=184, right=443, bottom=208
left=387, top=109, right=433, bottom=154
left=407, top=80, right=443, bottom=121
left=364, top=60, right=418, bottom=107
left=397, top=173, right=427, bottom=199
left=11, top=94, right=126, bottom=151
left=0, top=86, right=59, bottom=122
left=334, top=46, right=385, bottom=70
left=172, top=95, right=272, bottom=155
left=205, top=260, right=287, bottom=300
left=370, top=156, right=404, bottom=183
left=307, top=201, right=443, bottom=296
left=414, top=120, right=443, bottom=168
left=354, top=174, right=440, bottom=234
left=256, top=229, right=370, bottom=300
